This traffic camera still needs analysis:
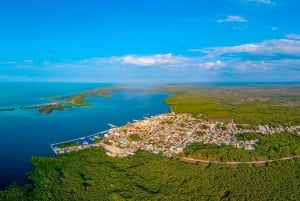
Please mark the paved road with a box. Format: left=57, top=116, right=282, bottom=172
left=182, top=155, right=300, bottom=164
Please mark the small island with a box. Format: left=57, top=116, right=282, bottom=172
left=2, top=85, right=300, bottom=201
left=0, top=86, right=119, bottom=115
left=19, top=102, right=71, bottom=114
left=0, top=108, right=15, bottom=112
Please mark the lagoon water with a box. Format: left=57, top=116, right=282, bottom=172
left=0, top=82, right=169, bottom=189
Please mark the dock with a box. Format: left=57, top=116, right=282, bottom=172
left=50, top=130, right=108, bottom=155
left=107, top=123, right=117, bottom=128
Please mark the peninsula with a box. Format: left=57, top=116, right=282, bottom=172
left=2, top=85, right=300, bottom=201
left=0, top=86, right=120, bottom=114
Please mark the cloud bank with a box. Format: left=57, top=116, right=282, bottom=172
left=121, top=54, right=187, bottom=66
left=1, top=35, right=300, bottom=83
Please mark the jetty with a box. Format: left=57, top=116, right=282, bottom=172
left=50, top=112, right=300, bottom=159
left=107, top=123, right=117, bottom=128
left=50, top=130, right=108, bottom=155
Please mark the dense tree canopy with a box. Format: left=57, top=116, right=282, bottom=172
left=164, top=86, right=300, bottom=126
left=1, top=147, right=300, bottom=201
left=2, top=85, right=300, bottom=200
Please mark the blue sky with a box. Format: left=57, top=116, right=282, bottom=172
left=1, top=0, right=300, bottom=83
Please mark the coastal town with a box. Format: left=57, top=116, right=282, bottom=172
left=52, top=112, right=300, bottom=157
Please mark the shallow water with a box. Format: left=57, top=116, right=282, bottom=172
left=0, top=82, right=169, bottom=189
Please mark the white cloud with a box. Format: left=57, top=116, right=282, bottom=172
left=32, top=37, right=300, bottom=79
left=120, top=53, right=189, bottom=66
left=194, top=38, right=300, bottom=57
left=285, top=33, right=300, bottom=40
left=3, top=36, right=300, bottom=82
left=224, top=59, right=270, bottom=73
left=185, top=36, right=300, bottom=80
left=243, top=0, right=275, bottom=5
left=197, top=61, right=225, bottom=70
left=39, top=53, right=228, bottom=75
left=232, top=59, right=300, bottom=73
left=217, top=15, right=247, bottom=23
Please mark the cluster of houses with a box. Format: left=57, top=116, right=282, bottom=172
left=53, top=112, right=300, bottom=157
left=101, top=113, right=261, bottom=157
left=258, top=124, right=300, bottom=134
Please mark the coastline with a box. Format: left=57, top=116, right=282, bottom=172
left=1, top=83, right=298, bottom=195
left=0, top=83, right=170, bottom=189
left=51, top=112, right=300, bottom=163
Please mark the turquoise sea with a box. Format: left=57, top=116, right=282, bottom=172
left=0, top=82, right=170, bottom=189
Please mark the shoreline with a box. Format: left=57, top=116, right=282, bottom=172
left=51, top=112, right=300, bottom=163
left=0, top=84, right=170, bottom=190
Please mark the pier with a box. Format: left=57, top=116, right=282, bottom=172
left=107, top=123, right=117, bottom=128
left=50, top=130, right=108, bottom=155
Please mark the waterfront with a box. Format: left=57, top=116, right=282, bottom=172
left=57, top=112, right=300, bottom=159
left=0, top=82, right=169, bottom=189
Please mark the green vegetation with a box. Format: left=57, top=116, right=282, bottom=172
left=161, top=120, right=173, bottom=124
left=3, top=85, right=165, bottom=115
left=30, top=86, right=122, bottom=112
left=19, top=103, right=71, bottom=115
left=236, top=124, right=253, bottom=130
left=1, top=147, right=300, bottom=200
left=2, top=85, right=300, bottom=200
left=0, top=183, right=31, bottom=201
left=65, top=86, right=123, bottom=106
left=128, top=134, right=142, bottom=141
left=0, top=108, right=15, bottom=112
left=216, top=123, right=227, bottom=131
left=93, top=138, right=103, bottom=144
left=184, top=132, right=300, bottom=161
left=164, top=86, right=300, bottom=126
left=200, top=124, right=210, bottom=129
left=67, top=95, right=92, bottom=106
left=38, top=103, right=70, bottom=114
left=196, top=131, right=206, bottom=136
left=164, top=85, right=300, bottom=162
left=102, top=138, right=113, bottom=145
left=56, top=142, right=79, bottom=149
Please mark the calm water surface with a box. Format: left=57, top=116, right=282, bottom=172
left=0, top=82, right=169, bottom=189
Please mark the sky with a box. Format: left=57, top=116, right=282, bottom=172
left=1, top=0, right=300, bottom=83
